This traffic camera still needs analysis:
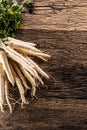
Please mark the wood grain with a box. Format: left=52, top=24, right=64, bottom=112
left=21, top=0, right=87, bottom=30
left=16, top=30, right=87, bottom=99
left=0, top=30, right=87, bottom=130
left=0, top=0, right=87, bottom=130
left=0, top=98, right=87, bottom=130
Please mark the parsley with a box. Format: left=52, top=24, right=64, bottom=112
left=0, top=0, right=32, bottom=38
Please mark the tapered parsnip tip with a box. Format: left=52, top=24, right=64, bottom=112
left=5, top=78, right=13, bottom=114
left=40, top=79, right=44, bottom=85
left=46, top=74, right=49, bottom=79
left=46, top=54, right=51, bottom=58
left=1, top=109, right=5, bottom=113
left=9, top=106, right=13, bottom=113
left=0, top=105, right=5, bottom=113
left=11, top=82, right=14, bottom=86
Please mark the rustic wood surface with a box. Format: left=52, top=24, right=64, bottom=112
left=0, top=0, right=87, bottom=130
left=21, top=0, right=87, bottom=30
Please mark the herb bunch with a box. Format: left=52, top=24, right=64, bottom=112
left=0, top=0, right=32, bottom=38
left=0, top=0, right=22, bottom=38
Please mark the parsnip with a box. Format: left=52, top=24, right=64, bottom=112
left=7, top=37, right=36, bottom=46
left=31, top=86, right=36, bottom=97
left=9, top=62, right=27, bottom=105
left=15, top=77, right=27, bottom=105
left=11, top=45, right=50, bottom=59
left=31, top=69, right=44, bottom=85
left=4, top=46, right=45, bottom=84
left=4, top=46, right=39, bottom=78
left=19, top=65, right=36, bottom=87
left=37, top=56, right=48, bottom=61
left=0, top=64, right=5, bottom=113
left=19, top=65, right=37, bottom=97
left=6, top=38, right=40, bottom=52
left=0, top=51, right=14, bottom=85
left=5, top=78, right=12, bottom=113
left=27, top=57, right=49, bottom=78
left=12, top=62, right=30, bottom=89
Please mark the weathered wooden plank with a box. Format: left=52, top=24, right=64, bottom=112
left=34, top=0, right=87, bottom=7
left=1, top=0, right=87, bottom=128
left=15, top=29, right=87, bottom=99
left=0, top=98, right=87, bottom=130
left=20, top=0, right=87, bottom=30
left=0, top=29, right=87, bottom=129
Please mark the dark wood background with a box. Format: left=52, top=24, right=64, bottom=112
left=1, top=0, right=87, bottom=130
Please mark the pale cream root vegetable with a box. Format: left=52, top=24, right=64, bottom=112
left=9, top=62, right=28, bottom=105
left=7, top=37, right=36, bottom=46
left=12, top=61, right=30, bottom=90
left=0, top=64, right=5, bottom=113
left=0, top=51, right=14, bottom=85
left=27, top=57, right=49, bottom=79
left=15, top=77, right=28, bottom=105
left=4, top=46, right=41, bottom=78
left=5, top=78, right=12, bottom=113
left=19, top=65, right=37, bottom=97
left=19, top=65, right=38, bottom=96
left=37, top=56, right=48, bottom=61
left=4, top=46, right=44, bottom=84
left=0, top=37, right=50, bottom=113
left=29, top=67, right=44, bottom=85
left=8, top=45, right=50, bottom=61
left=6, top=38, right=41, bottom=52
left=31, top=86, right=37, bottom=97
left=19, top=65, right=36, bottom=88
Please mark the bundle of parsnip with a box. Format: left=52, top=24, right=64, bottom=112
left=0, top=37, right=50, bottom=113
left=0, top=0, right=50, bottom=113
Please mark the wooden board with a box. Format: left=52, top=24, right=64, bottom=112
left=0, top=0, right=87, bottom=130
left=21, top=0, right=87, bottom=30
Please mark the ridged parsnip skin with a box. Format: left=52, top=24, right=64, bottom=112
left=7, top=38, right=40, bottom=52
left=0, top=37, right=50, bottom=113
left=37, top=56, right=48, bottom=61
left=19, top=65, right=37, bottom=96
left=4, top=46, right=44, bottom=83
left=19, top=65, right=36, bottom=87
left=0, top=51, right=14, bottom=85
left=29, top=67, right=44, bottom=85
left=31, top=86, right=36, bottom=97
left=14, top=46, right=45, bottom=60
left=4, top=46, right=40, bottom=78
left=15, top=77, right=27, bottom=104
left=8, top=61, right=16, bottom=81
left=12, top=62, right=30, bottom=89
left=35, top=52, right=50, bottom=59
left=5, top=79, right=12, bottom=113
left=27, top=57, right=49, bottom=78
left=0, top=64, right=5, bottom=113
left=9, top=62, right=27, bottom=105
left=7, top=37, right=36, bottom=46
left=10, top=45, right=50, bottom=60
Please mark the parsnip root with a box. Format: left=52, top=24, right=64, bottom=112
left=0, top=37, right=50, bottom=113
left=0, top=64, right=5, bottom=113
left=5, top=78, right=12, bottom=113
left=12, top=61, right=30, bottom=90
left=0, top=51, right=14, bottom=85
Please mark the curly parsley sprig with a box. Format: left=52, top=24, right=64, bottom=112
left=0, top=0, right=32, bottom=38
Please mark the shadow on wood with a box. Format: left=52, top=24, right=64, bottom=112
left=0, top=30, right=87, bottom=130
